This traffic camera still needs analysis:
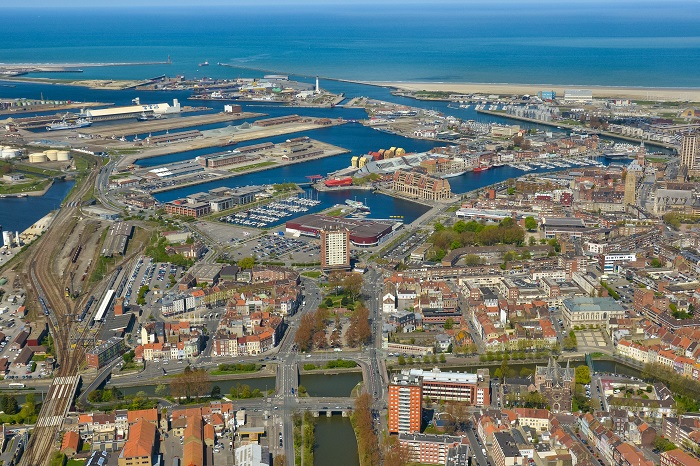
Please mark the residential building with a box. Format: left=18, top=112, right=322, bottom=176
left=320, top=227, right=350, bottom=270
left=117, top=419, right=156, bottom=466
left=389, top=373, right=423, bottom=434
left=398, top=433, right=464, bottom=465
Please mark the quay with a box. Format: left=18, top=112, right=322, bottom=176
left=0, top=101, right=111, bottom=117
left=78, top=111, right=266, bottom=138
left=117, top=117, right=348, bottom=168
left=137, top=139, right=349, bottom=194
left=476, top=108, right=678, bottom=150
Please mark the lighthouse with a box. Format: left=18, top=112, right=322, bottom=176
left=315, top=76, right=320, bottom=94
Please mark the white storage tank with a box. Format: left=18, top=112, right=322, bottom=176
left=28, top=152, right=47, bottom=163
left=45, top=150, right=58, bottom=161
left=56, top=150, right=70, bottom=161
left=1, top=149, right=18, bottom=159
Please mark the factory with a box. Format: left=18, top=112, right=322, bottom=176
left=286, top=214, right=398, bottom=246
left=82, top=99, right=181, bottom=121
left=101, top=222, right=134, bottom=257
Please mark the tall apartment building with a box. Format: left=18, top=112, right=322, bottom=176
left=680, top=132, right=698, bottom=173
left=389, top=373, right=423, bottom=434
left=320, top=227, right=350, bottom=270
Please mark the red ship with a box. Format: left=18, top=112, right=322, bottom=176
left=473, top=165, right=490, bottom=173
left=324, top=176, right=353, bottom=187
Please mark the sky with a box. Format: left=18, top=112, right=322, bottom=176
left=0, top=0, right=669, bottom=7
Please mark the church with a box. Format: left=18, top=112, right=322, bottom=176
left=534, top=358, right=574, bottom=412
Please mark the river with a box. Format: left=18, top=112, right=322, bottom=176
left=314, top=416, right=359, bottom=466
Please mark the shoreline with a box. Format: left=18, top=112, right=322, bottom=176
left=350, top=80, right=700, bottom=102
left=476, top=109, right=677, bottom=150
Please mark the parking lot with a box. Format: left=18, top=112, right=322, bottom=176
left=226, top=232, right=320, bottom=264
left=122, top=257, right=184, bottom=307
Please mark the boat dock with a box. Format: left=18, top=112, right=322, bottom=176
left=219, top=195, right=321, bottom=228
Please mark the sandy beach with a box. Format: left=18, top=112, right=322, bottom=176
left=363, top=81, right=700, bottom=102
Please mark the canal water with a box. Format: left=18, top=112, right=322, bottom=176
left=299, top=372, right=363, bottom=398
left=0, top=180, right=75, bottom=243
left=314, top=416, right=359, bottom=466
left=115, top=376, right=276, bottom=398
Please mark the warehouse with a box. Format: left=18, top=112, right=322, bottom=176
left=83, top=99, right=181, bottom=121
left=286, top=214, right=396, bottom=246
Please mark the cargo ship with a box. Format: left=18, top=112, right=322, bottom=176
left=324, top=176, right=353, bottom=187
left=199, top=61, right=209, bottom=67
left=46, top=117, right=92, bottom=131
left=345, top=199, right=370, bottom=212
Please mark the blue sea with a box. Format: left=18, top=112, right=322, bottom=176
left=1, top=1, right=700, bottom=87
left=0, top=1, right=696, bottom=235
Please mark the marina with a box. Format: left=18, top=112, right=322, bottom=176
left=219, top=195, right=322, bottom=228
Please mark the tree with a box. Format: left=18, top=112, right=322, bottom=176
left=443, top=318, right=455, bottom=330
left=123, top=350, right=135, bottom=364
left=343, top=273, right=363, bottom=302
left=650, top=258, right=663, bottom=268
left=575, top=365, right=591, bottom=385
left=155, top=384, right=168, bottom=397
left=354, top=393, right=380, bottom=465
left=274, top=455, right=287, bottom=466
left=524, top=216, right=538, bottom=231
left=170, top=366, right=211, bottom=401
left=237, top=256, right=256, bottom=269
left=439, top=353, right=446, bottom=363
left=434, top=222, right=445, bottom=232
left=397, top=355, right=406, bottom=365
left=346, top=305, right=371, bottom=347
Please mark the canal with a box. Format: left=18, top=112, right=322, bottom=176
left=115, top=376, right=276, bottom=398
left=300, top=372, right=363, bottom=398
left=314, top=415, right=359, bottom=466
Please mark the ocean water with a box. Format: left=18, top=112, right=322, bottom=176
left=1, top=1, right=699, bottom=87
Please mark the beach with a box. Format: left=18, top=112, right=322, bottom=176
left=363, top=81, right=700, bottom=102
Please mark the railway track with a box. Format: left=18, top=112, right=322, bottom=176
left=19, top=169, right=100, bottom=466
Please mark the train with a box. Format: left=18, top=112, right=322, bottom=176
left=70, top=245, right=82, bottom=263
left=38, top=296, right=49, bottom=316
left=78, top=296, right=95, bottom=322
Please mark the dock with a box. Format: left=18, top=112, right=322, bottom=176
left=78, top=111, right=266, bottom=138
left=117, top=117, right=347, bottom=167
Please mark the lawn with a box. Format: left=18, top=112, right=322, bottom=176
left=0, top=178, right=51, bottom=194
left=301, top=271, right=322, bottom=278
left=229, top=161, right=277, bottom=173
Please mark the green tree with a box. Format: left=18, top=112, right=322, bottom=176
left=443, top=318, right=455, bottom=330
left=575, top=365, right=591, bottom=385
left=155, top=384, right=168, bottom=397
left=397, top=355, right=406, bottom=366
left=524, top=216, right=538, bottom=231
left=434, top=222, right=445, bottom=232
left=439, top=353, right=446, bottom=363
left=650, top=258, right=663, bottom=268
left=237, top=256, right=256, bottom=269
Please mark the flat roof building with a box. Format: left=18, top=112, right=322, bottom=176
left=286, top=214, right=396, bottom=246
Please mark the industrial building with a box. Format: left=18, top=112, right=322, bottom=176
left=83, top=99, right=181, bottom=121
left=101, top=222, right=134, bottom=257
left=286, top=214, right=397, bottom=246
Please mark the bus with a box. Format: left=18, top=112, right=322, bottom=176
left=8, top=383, right=25, bottom=389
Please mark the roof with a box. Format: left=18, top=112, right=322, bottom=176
left=61, top=431, right=80, bottom=453
left=127, top=408, right=158, bottom=424
left=563, top=297, right=624, bottom=313
left=121, top=419, right=156, bottom=459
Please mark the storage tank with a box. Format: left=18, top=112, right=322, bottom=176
left=395, top=148, right=406, bottom=157
left=45, top=150, right=58, bottom=161
left=351, top=156, right=359, bottom=168
left=28, top=153, right=47, bottom=163
left=1, top=149, right=17, bottom=159
left=56, top=150, right=71, bottom=161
